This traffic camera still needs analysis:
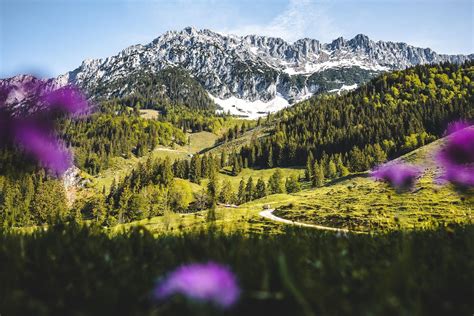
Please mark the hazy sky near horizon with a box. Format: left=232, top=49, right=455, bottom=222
left=1, top=0, right=473, bottom=78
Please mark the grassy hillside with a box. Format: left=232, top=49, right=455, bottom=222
left=116, top=132, right=472, bottom=234
left=77, top=131, right=218, bottom=198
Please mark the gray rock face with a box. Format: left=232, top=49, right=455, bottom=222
left=56, top=27, right=471, bottom=104
left=4, top=27, right=473, bottom=113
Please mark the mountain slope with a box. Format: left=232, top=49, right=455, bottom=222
left=54, top=27, right=472, bottom=118
left=227, top=61, right=473, bottom=172
left=267, top=130, right=474, bottom=232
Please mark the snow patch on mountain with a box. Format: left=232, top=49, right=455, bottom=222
left=328, top=84, right=358, bottom=94
left=211, top=93, right=289, bottom=119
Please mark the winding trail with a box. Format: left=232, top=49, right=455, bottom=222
left=259, top=209, right=366, bottom=234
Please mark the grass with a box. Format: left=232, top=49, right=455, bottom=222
left=118, top=135, right=473, bottom=234
left=204, top=167, right=305, bottom=193
left=1, top=223, right=473, bottom=315
left=269, top=136, right=474, bottom=232
left=77, top=131, right=218, bottom=197
left=139, top=109, right=160, bottom=120
left=272, top=173, right=473, bottom=232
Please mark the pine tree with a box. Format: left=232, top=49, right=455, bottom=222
left=285, top=175, right=301, bottom=193
left=327, top=159, right=337, bottom=179
left=336, top=156, right=349, bottom=177
left=189, top=155, right=201, bottom=183
left=349, top=146, right=368, bottom=172
left=206, top=166, right=219, bottom=222
left=245, top=177, right=255, bottom=202
left=312, top=161, right=325, bottom=187
left=231, top=154, right=241, bottom=176
left=162, top=157, right=174, bottom=187
left=117, top=186, right=132, bottom=223
left=372, top=143, right=388, bottom=165
left=268, top=169, right=284, bottom=194
left=207, top=168, right=219, bottom=207
left=254, top=178, right=267, bottom=199
left=267, top=146, right=274, bottom=168
left=220, top=151, right=226, bottom=168
left=219, top=180, right=233, bottom=204
left=31, top=180, right=68, bottom=224
left=305, top=153, right=314, bottom=181
left=237, top=179, right=246, bottom=204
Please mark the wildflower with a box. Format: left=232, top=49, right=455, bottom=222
left=437, top=126, right=474, bottom=188
left=370, top=163, right=421, bottom=191
left=14, top=123, right=72, bottom=175
left=0, top=77, right=89, bottom=176
left=40, top=85, right=89, bottom=117
left=445, top=120, right=472, bottom=135
left=154, top=262, right=240, bottom=308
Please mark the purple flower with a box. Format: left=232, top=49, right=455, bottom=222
left=437, top=126, right=474, bottom=188
left=370, top=163, right=422, bottom=191
left=154, top=262, right=240, bottom=308
left=40, top=85, right=89, bottom=117
left=14, top=123, right=72, bottom=175
left=437, top=127, right=474, bottom=167
left=445, top=120, right=472, bottom=135
left=0, top=77, right=89, bottom=176
left=439, top=165, right=474, bottom=188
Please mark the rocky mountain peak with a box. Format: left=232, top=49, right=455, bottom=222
left=4, top=27, right=472, bottom=119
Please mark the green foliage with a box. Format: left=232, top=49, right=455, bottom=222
left=285, top=175, right=301, bottom=193
left=92, top=67, right=217, bottom=111
left=254, top=178, right=267, bottom=199
left=268, top=169, right=285, bottom=194
left=0, top=224, right=472, bottom=315
left=0, top=169, right=68, bottom=227
left=218, top=180, right=234, bottom=204
left=61, top=110, right=186, bottom=175
left=312, top=161, right=325, bottom=188
left=238, top=62, right=473, bottom=172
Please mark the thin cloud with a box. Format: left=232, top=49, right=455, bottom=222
left=222, top=0, right=342, bottom=43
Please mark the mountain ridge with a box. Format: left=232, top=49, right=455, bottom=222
left=3, top=27, right=473, bottom=118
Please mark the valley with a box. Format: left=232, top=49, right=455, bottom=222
left=1, top=19, right=473, bottom=315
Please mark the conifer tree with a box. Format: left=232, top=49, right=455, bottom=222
left=218, top=180, right=233, bottom=204
left=245, top=177, right=255, bottom=202
left=285, top=175, right=301, bottom=193
left=268, top=169, right=284, bottom=194
left=267, top=146, right=274, bottom=168
left=305, top=153, right=314, bottom=181
left=336, top=156, right=350, bottom=177
left=162, top=157, right=174, bottom=187
left=327, top=159, right=337, bottom=179
left=231, top=154, right=241, bottom=176
left=312, top=161, right=325, bottom=188
left=237, top=179, right=246, bottom=204
left=189, top=155, right=201, bottom=183
left=255, top=178, right=267, bottom=199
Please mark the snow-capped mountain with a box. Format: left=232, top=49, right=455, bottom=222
left=4, top=27, right=473, bottom=118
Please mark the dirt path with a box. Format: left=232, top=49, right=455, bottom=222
left=259, top=209, right=366, bottom=234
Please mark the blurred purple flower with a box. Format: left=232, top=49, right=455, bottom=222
left=40, top=85, right=89, bottom=117
left=154, top=262, right=240, bottom=308
left=370, top=163, right=422, bottom=191
left=445, top=120, right=471, bottom=135
left=439, top=165, right=474, bottom=188
left=437, top=126, right=474, bottom=188
left=14, top=123, right=72, bottom=175
left=437, top=127, right=474, bottom=167
left=0, top=77, right=89, bottom=176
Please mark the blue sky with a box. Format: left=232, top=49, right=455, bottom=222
left=1, top=0, right=473, bottom=78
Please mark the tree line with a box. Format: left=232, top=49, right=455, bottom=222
left=234, top=62, right=473, bottom=172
